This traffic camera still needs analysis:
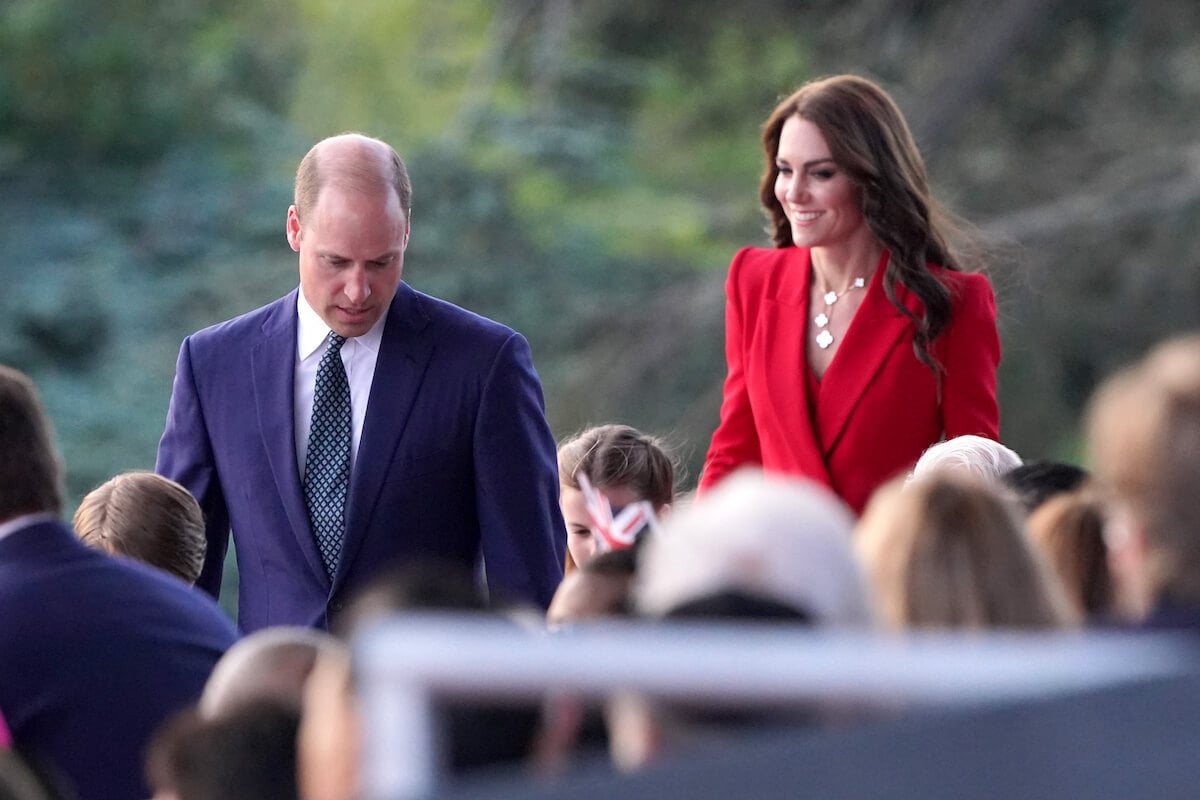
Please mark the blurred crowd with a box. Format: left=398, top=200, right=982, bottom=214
left=3, top=331, right=1200, bottom=799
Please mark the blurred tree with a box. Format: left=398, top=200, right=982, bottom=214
left=4, top=0, right=1200, bottom=509
left=0, top=0, right=303, bottom=510
left=0, top=0, right=301, bottom=169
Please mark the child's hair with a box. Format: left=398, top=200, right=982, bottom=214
left=557, top=424, right=676, bottom=575
left=557, top=424, right=675, bottom=509
left=74, top=470, right=206, bottom=585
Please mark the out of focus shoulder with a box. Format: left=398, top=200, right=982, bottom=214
left=727, top=246, right=795, bottom=286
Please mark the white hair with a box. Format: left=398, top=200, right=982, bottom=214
left=909, top=435, right=1023, bottom=484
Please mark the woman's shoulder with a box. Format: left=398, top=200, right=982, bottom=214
left=727, top=246, right=802, bottom=282
left=928, top=263, right=994, bottom=300
left=725, top=246, right=806, bottom=301
left=730, top=245, right=792, bottom=267
left=927, top=264, right=996, bottom=321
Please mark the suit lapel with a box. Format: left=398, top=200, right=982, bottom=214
left=817, top=252, right=920, bottom=454
left=251, top=291, right=329, bottom=587
left=761, top=249, right=834, bottom=486
left=334, top=284, right=434, bottom=590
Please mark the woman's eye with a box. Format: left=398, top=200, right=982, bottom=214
left=570, top=528, right=591, bottom=538
left=811, top=169, right=836, bottom=180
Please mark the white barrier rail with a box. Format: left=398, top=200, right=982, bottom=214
left=353, top=614, right=1200, bottom=800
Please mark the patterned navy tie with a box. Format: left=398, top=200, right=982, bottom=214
left=304, top=332, right=351, bottom=578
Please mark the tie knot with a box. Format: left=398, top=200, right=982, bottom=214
left=327, top=332, right=348, bottom=351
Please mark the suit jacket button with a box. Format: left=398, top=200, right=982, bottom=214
left=330, top=600, right=344, bottom=612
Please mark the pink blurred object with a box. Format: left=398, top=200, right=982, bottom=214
left=576, top=473, right=659, bottom=552
left=0, top=708, right=11, bottom=749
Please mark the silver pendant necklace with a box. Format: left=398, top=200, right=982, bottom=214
left=813, top=276, right=866, bottom=349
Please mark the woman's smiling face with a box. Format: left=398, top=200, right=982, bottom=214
left=773, top=115, right=871, bottom=255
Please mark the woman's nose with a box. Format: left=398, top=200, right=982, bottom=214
left=785, top=175, right=809, bottom=203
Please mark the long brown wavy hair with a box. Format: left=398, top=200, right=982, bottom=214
left=760, top=75, right=975, bottom=373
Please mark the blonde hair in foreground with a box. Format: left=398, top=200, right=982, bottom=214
left=1085, top=334, right=1200, bottom=608
left=855, top=475, right=1077, bottom=629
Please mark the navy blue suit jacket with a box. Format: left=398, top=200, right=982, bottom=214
left=156, top=284, right=565, bottom=631
left=0, top=519, right=237, bottom=800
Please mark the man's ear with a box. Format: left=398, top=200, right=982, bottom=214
left=286, top=205, right=302, bottom=252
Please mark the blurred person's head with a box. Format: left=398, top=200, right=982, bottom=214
left=335, top=560, right=543, bottom=777
left=540, top=547, right=641, bottom=774
left=557, top=424, right=676, bottom=573
left=1026, top=491, right=1114, bottom=618
left=298, top=647, right=359, bottom=800
left=613, top=471, right=863, bottom=772
left=637, top=469, right=872, bottom=625
left=1001, top=460, right=1091, bottom=515
left=547, top=547, right=638, bottom=626
left=909, top=435, right=1022, bottom=484
left=73, top=471, right=206, bottom=584
left=1086, top=334, right=1200, bottom=619
left=334, top=559, right=489, bottom=640
left=856, top=475, right=1076, bottom=629
left=146, top=701, right=299, bottom=800
left=200, top=626, right=343, bottom=718
left=0, top=365, right=64, bottom=522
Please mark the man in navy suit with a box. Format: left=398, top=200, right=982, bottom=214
left=0, top=365, right=238, bottom=800
left=156, top=133, right=564, bottom=632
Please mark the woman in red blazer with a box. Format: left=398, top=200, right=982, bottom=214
left=700, top=75, right=1000, bottom=515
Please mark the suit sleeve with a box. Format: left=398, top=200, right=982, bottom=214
left=699, top=249, right=763, bottom=493
left=155, top=336, right=231, bottom=598
left=939, top=272, right=1001, bottom=441
left=473, top=332, right=565, bottom=609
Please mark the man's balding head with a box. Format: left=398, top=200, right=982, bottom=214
left=293, top=133, right=412, bottom=222
left=286, top=133, right=412, bottom=338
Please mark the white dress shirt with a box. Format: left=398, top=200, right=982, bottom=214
left=294, top=290, right=386, bottom=478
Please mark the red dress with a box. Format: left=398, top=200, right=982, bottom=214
left=700, top=246, right=1000, bottom=514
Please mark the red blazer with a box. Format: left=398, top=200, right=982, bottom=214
left=700, top=246, right=1000, bottom=514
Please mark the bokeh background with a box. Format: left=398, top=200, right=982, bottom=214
left=4, top=0, right=1200, bottom=505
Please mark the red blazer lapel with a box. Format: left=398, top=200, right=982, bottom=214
left=757, top=249, right=833, bottom=486
left=816, top=252, right=920, bottom=455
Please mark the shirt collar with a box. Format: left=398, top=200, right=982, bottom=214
left=296, top=289, right=387, bottom=359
